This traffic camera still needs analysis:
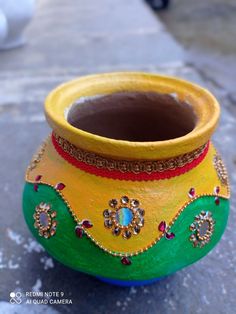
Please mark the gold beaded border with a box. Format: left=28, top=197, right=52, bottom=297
left=53, top=133, right=208, bottom=174
left=24, top=177, right=230, bottom=258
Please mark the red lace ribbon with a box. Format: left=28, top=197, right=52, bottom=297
left=52, top=133, right=209, bottom=181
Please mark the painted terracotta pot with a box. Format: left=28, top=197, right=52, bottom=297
left=23, top=72, right=230, bottom=286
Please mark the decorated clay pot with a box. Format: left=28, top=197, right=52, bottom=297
left=23, top=72, right=230, bottom=286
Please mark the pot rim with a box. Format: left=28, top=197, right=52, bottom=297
left=45, top=72, right=220, bottom=160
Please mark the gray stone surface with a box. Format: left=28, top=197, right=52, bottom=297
left=0, top=0, right=235, bottom=313
left=0, top=0, right=183, bottom=72
left=158, top=0, right=236, bottom=96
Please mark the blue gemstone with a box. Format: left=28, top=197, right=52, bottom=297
left=116, top=207, right=133, bottom=226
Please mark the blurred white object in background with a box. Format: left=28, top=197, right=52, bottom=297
left=0, top=0, right=35, bottom=50
left=0, top=9, right=7, bottom=45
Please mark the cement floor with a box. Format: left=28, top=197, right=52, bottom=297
left=0, top=0, right=235, bottom=313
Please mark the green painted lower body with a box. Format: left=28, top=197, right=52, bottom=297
left=22, top=183, right=229, bottom=282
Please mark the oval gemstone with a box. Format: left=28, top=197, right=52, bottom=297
left=39, top=212, right=49, bottom=227
left=158, top=221, right=166, bottom=232
left=55, top=182, right=65, bottom=190
left=121, top=257, right=132, bottom=266
left=112, top=227, right=121, bottom=236
left=133, top=225, right=140, bottom=235
left=35, top=175, right=42, bottom=181
left=215, top=186, right=220, bottom=194
left=109, top=199, right=118, bottom=208
left=82, top=220, right=93, bottom=228
left=188, top=187, right=195, bottom=198
left=123, top=230, right=132, bottom=239
left=165, top=232, right=175, bottom=240
left=215, top=197, right=220, bottom=205
left=116, top=207, right=133, bottom=226
left=104, top=219, right=113, bottom=228
left=103, top=209, right=111, bottom=218
left=131, top=199, right=139, bottom=208
left=121, top=196, right=129, bottom=205
left=75, top=226, right=83, bottom=238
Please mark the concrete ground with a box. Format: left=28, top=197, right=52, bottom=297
left=0, top=0, right=236, bottom=313
left=158, top=0, right=236, bottom=96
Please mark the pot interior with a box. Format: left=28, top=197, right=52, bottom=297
left=67, top=92, right=197, bottom=142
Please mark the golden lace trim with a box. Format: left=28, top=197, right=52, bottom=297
left=53, top=133, right=208, bottom=174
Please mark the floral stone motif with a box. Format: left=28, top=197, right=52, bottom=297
left=33, top=202, right=57, bottom=238
left=75, top=219, right=93, bottom=238
left=158, top=221, right=175, bottom=240
left=103, top=196, right=145, bottom=239
left=213, top=154, right=228, bottom=185
left=189, top=211, right=215, bottom=248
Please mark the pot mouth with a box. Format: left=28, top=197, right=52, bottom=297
left=67, top=91, right=197, bottom=142
left=45, top=72, right=220, bottom=160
